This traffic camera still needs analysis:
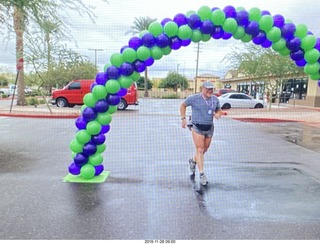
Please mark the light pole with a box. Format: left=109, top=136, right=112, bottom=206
left=88, top=48, right=104, bottom=69
left=176, top=63, right=180, bottom=74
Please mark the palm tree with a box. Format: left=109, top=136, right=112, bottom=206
left=126, top=16, right=157, bottom=97
left=0, top=0, right=107, bottom=105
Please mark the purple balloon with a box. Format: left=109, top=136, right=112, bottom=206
left=83, top=142, right=97, bottom=156
left=100, top=125, right=110, bottom=134
left=91, top=133, right=106, bottom=145
left=95, top=72, right=108, bottom=85
left=187, top=14, right=201, bottom=29
left=290, top=49, right=305, bottom=61
left=253, top=31, right=267, bottom=45
left=281, top=23, right=296, bottom=40
left=236, top=10, right=249, bottom=26
left=261, top=10, right=271, bottom=16
left=90, top=82, right=98, bottom=92
left=171, top=37, right=182, bottom=50
left=200, top=20, right=215, bottom=35
left=142, top=33, right=156, bottom=47
left=75, top=116, right=87, bottom=130
left=211, top=7, right=220, bottom=11
left=173, top=13, right=188, bottom=26
left=156, top=33, right=171, bottom=48
left=106, top=65, right=120, bottom=79
left=318, top=80, right=320, bottom=88
left=222, top=32, right=232, bottom=40
left=94, top=164, right=104, bottom=176
left=95, top=99, right=109, bottom=113
left=223, top=5, right=237, bottom=18
left=181, top=39, right=191, bottom=47
left=68, top=162, right=81, bottom=175
left=286, top=37, right=301, bottom=52
left=314, top=38, right=320, bottom=51
left=117, top=87, right=128, bottom=97
left=261, top=39, right=272, bottom=48
left=212, top=26, right=224, bottom=39
left=145, top=57, right=154, bottom=66
left=128, top=36, right=143, bottom=50
left=82, top=107, right=97, bottom=121
left=245, top=21, right=260, bottom=37
left=133, top=60, right=146, bottom=72
left=120, top=45, right=129, bottom=53
left=119, top=62, right=134, bottom=76
left=273, top=14, right=285, bottom=28
left=74, top=153, right=88, bottom=166
left=295, top=58, right=307, bottom=67
left=107, top=94, right=120, bottom=105
left=161, top=18, right=172, bottom=26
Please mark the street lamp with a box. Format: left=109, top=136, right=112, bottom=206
left=176, top=63, right=180, bottom=74
left=88, top=48, right=104, bottom=68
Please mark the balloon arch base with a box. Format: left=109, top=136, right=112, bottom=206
left=63, top=171, right=110, bottom=183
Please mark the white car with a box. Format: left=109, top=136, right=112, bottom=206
left=218, top=92, right=264, bottom=109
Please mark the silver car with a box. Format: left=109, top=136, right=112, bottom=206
left=218, top=92, right=264, bottom=109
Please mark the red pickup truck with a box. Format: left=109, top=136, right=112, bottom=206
left=51, top=79, right=139, bottom=110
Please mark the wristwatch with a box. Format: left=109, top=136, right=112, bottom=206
left=181, top=116, right=186, bottom=120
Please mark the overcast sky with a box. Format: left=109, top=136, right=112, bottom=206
left=1, top=0, right=320, bottom=79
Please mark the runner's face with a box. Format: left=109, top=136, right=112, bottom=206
left=202, top=87, right=213, bottom=98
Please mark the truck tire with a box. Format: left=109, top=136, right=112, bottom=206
left=56, top=98, right=68, bottom=107
left=117, top=98, right=128, bottom=110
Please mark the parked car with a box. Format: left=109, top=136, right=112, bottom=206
left=218, top=92, right=264, bottom=109
left=51, top=79, right=139, bottom=110
left=213, top=88, right=236, bottom=97
left=0, top=84, right=33, bottom=96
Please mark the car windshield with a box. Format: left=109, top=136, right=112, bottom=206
left=220, top=93, right=229, bottom=98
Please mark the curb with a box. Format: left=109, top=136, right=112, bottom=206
left=0, top=113, right=79, bottom=119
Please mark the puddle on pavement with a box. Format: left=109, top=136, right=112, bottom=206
left=255, top=122, right=320, bottom=153
left=191, top=165, right=320, bottom=223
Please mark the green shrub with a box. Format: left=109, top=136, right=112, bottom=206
left=162, top=93, right=179, bottom=99
left=27, top=97, right=39, bottom=106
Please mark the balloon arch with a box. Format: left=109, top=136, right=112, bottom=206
left=64, top=5, right=320, bottom=182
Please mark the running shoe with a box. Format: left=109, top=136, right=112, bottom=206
left=200, top=173, right=208, bottom=185
left=189, top=158, right=196, bottom=174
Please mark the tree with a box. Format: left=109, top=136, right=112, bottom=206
left=159, top=71, right=189, bottom=91
left=136, top=76, right=152, bottom=90
left=0, top=0, right=108, bottom=105
left=126, top=16, right=157, bottom=97
left=224, top=43, right=305, bottom=109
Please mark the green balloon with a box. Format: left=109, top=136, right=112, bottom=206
left=137, top=46, right=150, bottom=61
left=96, top=144, right=106, bottom=154
left=110, top=53, right=123, bottom=67
left=107, top=105, right=117, bottom=114
left=201, top=34, right=211, bottom=42
left=150, top=46, right=163, bottom=60
left=191, top=29, right=202, bottom=43
left=178, top=25, right=192, bottom=40
left=97, top=112, right=112, bottom=125
left=118, top=76, right=133, bottom=88
left=241, top=34, right=252, bottom=43
left=278, top=47, right=291, bottom=57
left=272, top=38, right=286, bottom=52
left=222, top=18, right=238, bottom=34
left=197, top=6, right=212, bottom=20
left=301, top=35, right=316, bottom=51
left=266, top=27, right=281, bottom=42
left=211, top=9, right=226, bottom=26
left=105, top=79, right=120, bottom=94
left=80, top=105, right=87, bottom=113
left=304, top=62, right=320, bottom=75
left=89, top=153, right=103, bottom=166
left=92, top=85, right=107, bottom=100
left=83, top=93, right=97, bottom=108
left=80, top=164, right=95, bottom=179
left=130, top=71, right=140, bottom=81
left=295, top=24, right=308, bottom=38
left=103, top=63, right=112, bottom=72
left=309, top=72, right=320, bottom=80
left=148, top=21, right=163, bottom=37
left=259, top=15, right=273, bottom=32
left=70, top=139, right=83, bottom=153
left=86, top=121, right=101, bottom=135
left=233, top=26, right=245, bottom=39
left=236, top=7, right=245, bottom=11
left=186, top=10, right=196, bottom=17
left=161, top=46, right=172, bottom=55
left=249, top=7, right=261, bottom=21
left=122, top=48, right=137, bottom=63
left=304, top=48, right=320, bottom=64
left=76, top=130, right=91, bottom=144
left=164, top=21, right=178, bottom=37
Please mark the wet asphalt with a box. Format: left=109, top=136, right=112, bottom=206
left=0, top=99, right=320, bottom=240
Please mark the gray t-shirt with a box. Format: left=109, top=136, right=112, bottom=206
left=183, top=93, right=221, bottom=125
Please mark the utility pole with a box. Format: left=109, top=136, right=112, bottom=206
left=88, top=48, right=104, bottom=69
left=195, top=43, right=200, bottom=93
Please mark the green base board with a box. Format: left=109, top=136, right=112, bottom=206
left=63, top=171, right=110, bottom=183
